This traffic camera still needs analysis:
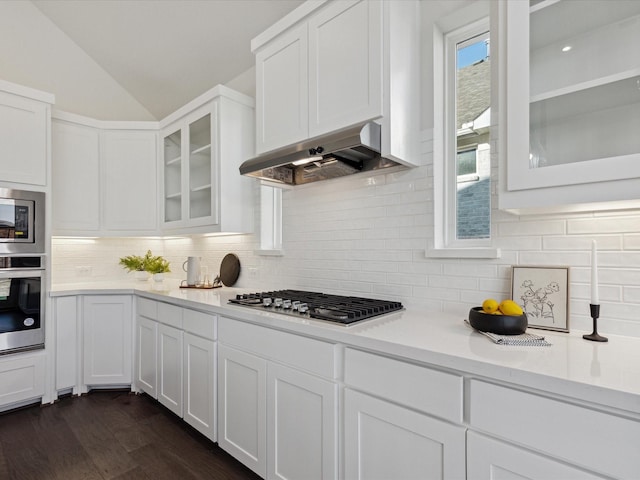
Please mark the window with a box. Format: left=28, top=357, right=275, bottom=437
left=259, top=184, right=283, bottom=253
left=430, top=6, right=498, bottom=258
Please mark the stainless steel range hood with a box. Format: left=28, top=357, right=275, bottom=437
left=239, top=122, right=402, bottom=185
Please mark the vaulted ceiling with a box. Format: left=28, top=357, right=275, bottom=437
left=0, top=0, right=304, bottom=121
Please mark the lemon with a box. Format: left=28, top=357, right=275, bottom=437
left=482, top=298, right=499, bottom=314
left=499, top=299, right=523, bottom=316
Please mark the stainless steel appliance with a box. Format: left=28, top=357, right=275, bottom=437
left=230, top=290, right=403, bottom=326
left=0, top=256, right=45, bottom=354
left=0, top=188, right=45, bottom=254
left=239, top=122, right=403, bottom=186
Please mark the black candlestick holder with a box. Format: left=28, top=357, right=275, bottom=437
left=583, top=304, right=608, bottom=342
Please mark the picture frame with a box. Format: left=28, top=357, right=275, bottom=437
left=511, top=265, right=570, bottom=332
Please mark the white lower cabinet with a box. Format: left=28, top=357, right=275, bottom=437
left=0, top=352, right=46, bottom=410
left=82, top=295, right=133, bottom=387
left=134, top=297, right=216, bottom=441
left=218, top=343, right=267, bottom=476
left=268, top=362, right=337, bottom=480
left=158, top=323, right=183, bottom=416
left=344, top=389, right=466, bottom=480
left=469, top=379, right=640, bottom=479
left=183, top=332, right=216, bottom=440
left=467, top=431, right=606, bottom=480
left=136, top=315, right=158, bottom=398
left=54, top=295, right=79, bottom=393
left=217, top=317, right=338, bottom=480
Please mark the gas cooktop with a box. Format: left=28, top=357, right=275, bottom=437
left=229, top=290, right=403, bottom=326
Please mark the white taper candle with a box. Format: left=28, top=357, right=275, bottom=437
left=591, top=240, right=599, bottom=305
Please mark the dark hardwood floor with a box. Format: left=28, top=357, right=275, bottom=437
left=0, top=390, right=262, bottom=480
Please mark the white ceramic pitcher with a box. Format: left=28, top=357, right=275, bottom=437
left=183, top=256, right=201, bottom=286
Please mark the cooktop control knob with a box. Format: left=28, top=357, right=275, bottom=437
left=291, top=301, right=301, bottom=311
left=298, top=303, right=309, bottom=314
left=262, top=297, right=272, bottom=307
left=282, top=300, right=292, bottom=309
left=274, top=298, right=283, bottom=308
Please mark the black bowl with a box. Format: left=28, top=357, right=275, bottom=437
left=468, top=307, right=528, bottom=335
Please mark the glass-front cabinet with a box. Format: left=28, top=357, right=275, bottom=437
left=497, top=0, right=640, bottom=213
left=160, top=86, right=255, bottom=234
left=162, top=108, right=216, bottom=227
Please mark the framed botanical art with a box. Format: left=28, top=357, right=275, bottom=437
left=511, top=265, right=570, bottom=332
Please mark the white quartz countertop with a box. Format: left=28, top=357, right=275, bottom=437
left=51, top=281, right=640, bottom=416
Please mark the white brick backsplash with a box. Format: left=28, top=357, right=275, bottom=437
left=568, top=216, right=640, bottom=234
left=51, top=133, right=640, bottom=337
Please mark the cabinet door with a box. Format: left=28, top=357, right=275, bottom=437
left=55, top=296, right=78, bottom=392
left=467, top=431, right=607, bottom=480
left=218, top=344, right=267, bottom=478
left=308, top=0, right=382, bottom=138
left=186, top=111, right=216, bottom=225
left=344, top=389, right=466, bottom=480
left=162, top=127, right=182, bottom=224
left=82, top=296, right=133, bottom=386
left=183, top=332, right=215, bottom=440
left=51, top=121, right=100, bottom=233
left=255, top=23, right=308, bottom=154
left=498, top=1, right=640, bottom=212
left=157, top=323, right=183, bottom=416
left=102, top=130, right=158, bottom=232
left=267, top=363, right=337, bottom=480
left=0, top=91, right=48, bottom=186
left=0, top=352, right=45, bottom=408
left=136, top=315, right=157, bottom=398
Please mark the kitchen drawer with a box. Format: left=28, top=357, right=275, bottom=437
left=0, top=352, right=45, bottom=407
left=137, top=297, right=157, bottom=319
left=469, top=379, right=640, bottom=479
left=157, top=302, right=183, bottom=329
left=344, top=348, right=463, bottom=423
left=183, top=309, right=216, bottom=340
left=218, top=316, right=336, bottom=378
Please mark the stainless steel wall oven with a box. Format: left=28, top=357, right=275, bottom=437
left=0, top=256, right=45, bottom=354
left=0, top=188, right=46, bottom=354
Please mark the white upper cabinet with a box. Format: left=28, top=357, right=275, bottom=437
left=497, top=0, right=640, bottom=213
left=51, top=113, right=158, bottom=236
left=160, top=85, right=254, bottom=234
left=52, top=121, right=100, bottom=232
left=102, top=130, right=157, bottom=232
left=0, top=80, right=53, bottom=187
left=253, top=0, right=420, bottom=166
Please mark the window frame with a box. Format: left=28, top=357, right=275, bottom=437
left=428, top=8, right=499, bottom=259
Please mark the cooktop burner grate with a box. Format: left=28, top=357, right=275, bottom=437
left=229, top=290, right=403, bottom=325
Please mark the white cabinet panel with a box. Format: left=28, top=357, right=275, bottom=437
left=136, top=315, right=157, bottom=398
left=218, top=343, right=267, bottom=478
left=82, top=295, right=133, bottom=386
left=102, top=130, right=157, bottom=232
left=51, top=121, right=100, bottom=232
left=469, top=379, right=640, bottom=479
left=183, top=332, right=215, bottom=441
left=497, top=0, right=640, bottom=212
left=308, top=0, right=382, bottom=138
left=255, top=23, right=308, bottom=153
left=267, top=362, right=337, bottom=480
left=158, top=323, right=183, bottom=416
left=54, top=296, right=78, bottom=392
left=344, top=389, right=466, bottom=480
left=0, top=352, right=45, bottom=408
left=467, top=431, right=607, bottom=480
left=0, top=90, right=48, bottom=186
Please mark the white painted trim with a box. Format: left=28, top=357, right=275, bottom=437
left=0, top=78, right=55, bottom=104
left=251, top=0, right=328, bottom=52
left=52, top=109, right=158, bottom=130
left=426, top=247, right=501, bottom=259
left=255, top=249, right=285, bottom=257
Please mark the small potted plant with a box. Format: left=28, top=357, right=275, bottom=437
left=144, top=252, right=171, bottom=283
left=119, top=252, right=149, bottom=281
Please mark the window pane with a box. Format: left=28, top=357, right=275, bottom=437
left=456, top=32, right=490, bottom=240
left=457, top=149, right=477, bottom=176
